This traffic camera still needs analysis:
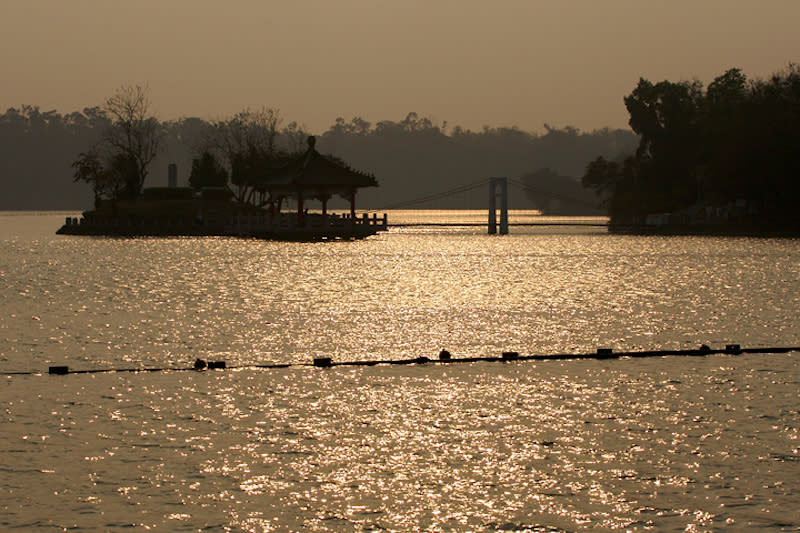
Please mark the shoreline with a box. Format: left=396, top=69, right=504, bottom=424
left=55, top=212, right=388, bottom=240
left=609, top=223, right=800, bottom=238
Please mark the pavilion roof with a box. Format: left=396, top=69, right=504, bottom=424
left=252, top=137, right=377, bottom=189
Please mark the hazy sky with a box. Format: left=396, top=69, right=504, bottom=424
left=2, top=1, right=798, bottom=134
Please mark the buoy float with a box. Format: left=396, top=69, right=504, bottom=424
left=313, top=357, right=332, bottom=368
left=27, top=344, right=799, bottom=377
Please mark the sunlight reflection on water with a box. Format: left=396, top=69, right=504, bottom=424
left=3, top=357, right=800, bottom=531
left=1, top=214, right=799, bottom=530
left=4, top=225, right=798, bottom=371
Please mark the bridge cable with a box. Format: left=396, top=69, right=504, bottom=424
left=507, top=178, right=602, bottom=210
left=372, top=178, right=492, bottom=211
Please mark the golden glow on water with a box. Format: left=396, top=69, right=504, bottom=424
left=3, top=357, right=800, bottom=531
left=3, top=222, right=798, bottom=371
left=1, top=215, right=799, bottom=530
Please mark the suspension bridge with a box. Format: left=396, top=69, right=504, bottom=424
left=367, top=177, right=608, bottom=232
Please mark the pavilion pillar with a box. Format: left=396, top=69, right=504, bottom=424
left=322, top=196, right=328, bottom=226
left=349, top=190, right=356, bottom=221
left=488, top=181, right=497, bottom=234
left=297, top=190, right=304, bottom=226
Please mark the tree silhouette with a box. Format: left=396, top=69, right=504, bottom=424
left=66, top=85, right=162, bottom=202
left=204, top=107, right=284, bottom=202
left=71, top=150, right=108, bottom=205
left=2, top=103, right=637, bottom=210
left=101, top=85, right=162, bottom=198
left=583, top=65, right=800, bottom=231
left=189, top=151, right=229, bottom=190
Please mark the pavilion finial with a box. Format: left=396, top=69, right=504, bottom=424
left=307, top=136, right=316, bottom=150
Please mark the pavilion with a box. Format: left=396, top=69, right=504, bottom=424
left=245, top=136, right=380, bottom=230
left=57, top=136, right=385, bottom=239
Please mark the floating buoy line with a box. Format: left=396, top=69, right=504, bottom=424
left=1, top=344, right=799, bottom=377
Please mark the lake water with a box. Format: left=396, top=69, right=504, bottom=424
left=1, top=211, right=799, bottom=531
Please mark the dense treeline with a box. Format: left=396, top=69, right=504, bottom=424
left=583, top=65, right=800, bottom=231
left=0, top=103, right=636, bottom=211
left=519, top=167, right=604, bottom=215
left=314, top=116, right=635, bottom=210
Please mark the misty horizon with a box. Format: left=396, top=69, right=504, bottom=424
left=3, top=1, right=799, bottom=135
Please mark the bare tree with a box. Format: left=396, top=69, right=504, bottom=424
left=102, top=85, right=162, bottom=198
left=208, top=107, right=283, bottom=202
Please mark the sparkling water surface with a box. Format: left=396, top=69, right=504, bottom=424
left=1, top=212, right=799, bottom=531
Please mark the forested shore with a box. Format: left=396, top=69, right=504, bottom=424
left=582, top=65, right=800, bottom=234
left=7, top=64, right=796, bottom=230
left=1, top=103, right=634, bottom=212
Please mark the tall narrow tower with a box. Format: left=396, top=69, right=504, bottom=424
left=488, top=177, right=509, bottom=235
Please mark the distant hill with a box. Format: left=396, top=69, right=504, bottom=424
left=520, top=168, right=604, bottom=215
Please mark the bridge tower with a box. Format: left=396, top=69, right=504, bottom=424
left=488, top=177, right=509, bottom=234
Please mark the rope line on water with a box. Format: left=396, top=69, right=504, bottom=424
left=3, top=344, right=798, bottom=376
